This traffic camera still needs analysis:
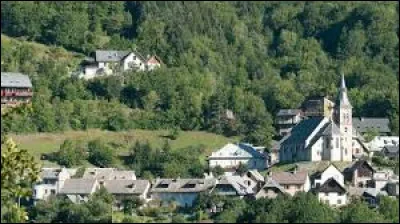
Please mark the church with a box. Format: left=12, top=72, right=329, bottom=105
left=279, top=74, right=359, bottom=162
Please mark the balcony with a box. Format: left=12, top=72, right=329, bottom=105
left=1, top=92, right=33, bottom=97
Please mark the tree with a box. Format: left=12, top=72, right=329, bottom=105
left=55, top=139, right=87, bottom=167
left=340, top=200, right=388, bottom=223
left=122, top=196, right=144, bottom=215
left=212, top=165, right=225, bottom=177
left=363, top=128, right=379, bottom=143
left=377, top=196, right=399, bottom=223
left=1, top=137, right=40, bottom=223
left=88, top=139, right=115, bottom=168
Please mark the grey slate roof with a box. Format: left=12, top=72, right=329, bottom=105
left=83, top=168, right=135, bottom=180
left=95, top=50, right=131, bottom=62
left=40, top=168, right=62, bottom=180
left=277, top=109, right=302, bottom=116
left=59, top=179, right=97, bottom=194
left=1, top=72, right=32, bottom=88
left=262, top=178, right=285, bottom=192
left=271, top=171, right=308, bottom=185
left=383, top=145, right=399, bottom=154
left=352, top=117, right=391, bottom=133
left=282, top=117, right=325, bottom=145
left=151, top=178, right=216, bottom=193
left=321, top=122, right=340, bottom=136
left=103, top=180, right=150, bottom=195
left=215, top=176, right=254, bottom=195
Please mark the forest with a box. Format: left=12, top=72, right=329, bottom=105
left=1, top=1, right=399, bottom=146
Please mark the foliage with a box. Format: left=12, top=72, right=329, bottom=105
left=377, top=196, right=399, bottom=223
left=87, top=139, right=116, bottom=167
left=340, top=200, right=388, bottom=223
left=122, top=196, right=144, bottom=215
left=1, top=137, right=40, bottom=223
left=53, top=139, right=87, bottom=167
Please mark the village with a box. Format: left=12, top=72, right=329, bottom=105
left=2, top=61, right=398, bottom=212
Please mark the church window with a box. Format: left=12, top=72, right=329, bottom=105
left=336, top=138, right=339, bottom=148
left=345, top=127, right=348, bottom=133
left=345, top=149, right=348, bottom=155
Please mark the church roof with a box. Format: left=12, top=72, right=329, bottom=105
left=321, top=121, right=340, bottom=136
left=337, top=74, right=352, bottom=107
left=282, top=117, right=325, bottom=145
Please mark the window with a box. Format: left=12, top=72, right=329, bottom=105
left=315, top=183, right=320, bottom=188
left=336, top=138, right=339, bottom=148
left=337, top=199, right=342, bottom=205
left=345, top=127, right=348, bottom=133
left=296, top=185, right=301, bottom=190
left=45, top=189, right=48, bottom=194
left=284, top=185, right=289, bottom=189
left=325, top=192, right=329, bottom=196
left=51, top=190, right=56, bottom=195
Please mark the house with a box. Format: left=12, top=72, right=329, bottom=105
left=79, top=50, right=162, bottom=80
left=373, top=169, right=396, bottom=191
left=255, top=178, right=287, bottom=199
left=275, top=109, right=304, bottom=136
left=1, top=72, right=33, bottom=108
left=82, top=168, right=136, bottom=181
left=102, top=179, right=151, bottom=211
left=279, top=75, right=355, bottom=163
left=33, top=168, right=77, bottom=203
left=381, top=145, right=399, bottom=160
left=311, top=164, right=344, bottom=189
left=145, top=55, right=163, bottom=71
left=301, top=96, right=335, bottom=118
left=361, top=188, right=388, bottom=208
left=352, top=137, right=369, bottom=159
left=315, top=177, right=348, bottom=207
left=352, top=117, right=391, bottom=136
left=343, top=160, right=375, bottom=188
left=150, top=178, right=216, bottom=207
left=212, top=176, right=256, bottom=198
left=269, top=170, right=310, bottom=196
left=366, top=136, right=399, bottom=156
left=208, top=143, right=268, bottom=172
left=386, top=180, right=399, bottom=197
left=58, top=179, right=100, bottom=204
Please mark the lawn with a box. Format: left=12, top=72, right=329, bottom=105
left=10, top=129, right=237, bottom=168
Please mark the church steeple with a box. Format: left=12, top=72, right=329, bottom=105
left=338, top=73, right=352, bottom=108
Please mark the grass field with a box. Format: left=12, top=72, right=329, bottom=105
left=10, top=129, right=237, bottom=168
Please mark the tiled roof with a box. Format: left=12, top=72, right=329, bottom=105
left=282, top=117, right=325, bottom=145
left=59, top=179, right=97, bottom=194
left=271, top=171, right=308, bottom=185
left=1, top=72, right=32, bottom=88
left=103, top=180, right=149, bottom=195
left=151, top=178, right=216, bottom=193
left=352, top=117, right=391, bottom=133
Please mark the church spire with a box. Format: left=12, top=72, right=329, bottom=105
left=338, top=73, right=352, bottom=107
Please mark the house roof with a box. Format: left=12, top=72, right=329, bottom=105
left=1, top=72, right=33, bottom=88
left=311, top=163, right=342, bottom=180
left=208, top=143, right=266, bottom=159
left=215, top=176, right=255, bottom=195
left=246, top=170, right=265, bottom=183
left=317, top=177, right=346, bottom=194
left=103, top=180, right=150, bottom=195
left=344, top=159, right=375, bottom=173
left=277, top=109, right=302, bottom=116
left=40, top=168, right=62, bottom=180
left=59, top=179, right=97, bottom=194
left=363, top=188, right=388, bottom=198
left=151, top=178, right=216, bottom=193
left=271, top=171, right=308, bottom=185
left=383, top=145, right=399, bottom=154
left=352, top=117, right=391, bottom=133
left=83, top=168, right=136, bottom=180
left=262, top=178, right=285, bottom=193
left=146, top=55, right=163, bottom=65
left=95, top=50, right=131, bottom=62
left=282, top=117, right=325, bottom=145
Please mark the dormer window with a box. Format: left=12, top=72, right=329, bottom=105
left=156, top=184, right=169, bottom=188
left=182, top=183, right=196, bottom=189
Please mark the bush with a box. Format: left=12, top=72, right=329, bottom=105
left=87, top=139, right=115, bottom=167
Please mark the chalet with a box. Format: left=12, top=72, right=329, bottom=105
left=311, top=164, right=344, bottom=189
left=381, top=145, right=399, bottom=160
left=301, top=96, right=335, bottom=118
left=315, top=178, right=348, bottom=207
left=103, top=179, right=151, bottom=211
left=275, top=109, right=304, bottom=136
left=269, top=170, right=311, bottom=196
left=208, top=143, right=268, bottom=172
left=1, top=72, right=33, bottom=108
left=255, top=178, right=287, bottom=199
left=145, top=55, right=163, bottom=71
left=361, top=188, right=388, bottom=208
left=366, top=136, right=399, bottom=155
left=58, top=179, right=100, bottom=204
left=352, top=117, right=391, bottom=136
left=33, top=168, right=77, bottom=203
left=150, top=178, right=216, bottom=207
left=343, top=160, right=375, bottom=188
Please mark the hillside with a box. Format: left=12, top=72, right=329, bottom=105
left=10, top=129, right=236, bottom=168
